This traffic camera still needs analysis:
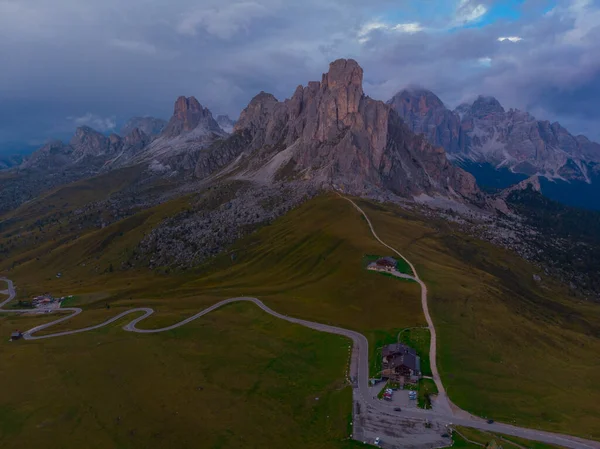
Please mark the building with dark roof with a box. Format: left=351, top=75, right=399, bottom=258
left=381, top=343, right=421, bottom=383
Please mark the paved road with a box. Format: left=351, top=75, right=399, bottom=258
left=1, top=197, right=598, bottom=449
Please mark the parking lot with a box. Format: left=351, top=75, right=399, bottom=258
left=369, top=382, right=420, bottom=411
left=353, top=386, right=450, bottom=449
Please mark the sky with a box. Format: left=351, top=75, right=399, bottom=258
left=1, top=0, right=600, bottom=153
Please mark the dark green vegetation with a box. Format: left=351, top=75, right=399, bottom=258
left=508, top=185, right=600, bottom=295
left=453, top=426, right=564, bottom=449
left=395, top=257, right=412, bottom=275
left=357, top=199, right=600, bottom=439
left=417, top=378, right=438, bottom=409
left=0, top=305, right=363, bottom=449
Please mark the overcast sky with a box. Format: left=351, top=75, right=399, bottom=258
left=1, top=0, right=599, bottom=152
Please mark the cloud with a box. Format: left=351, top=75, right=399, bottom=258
left=1, top=0, right=600, bottom=150
left=497, top=36, right=523, bottom=42
left=453, top=0, right=488, bottom=26
left=68, top=113, right=117, bottom=132
left=177, top=2, right=273, bottom=39
left=358, top=20, right=423, bottom=44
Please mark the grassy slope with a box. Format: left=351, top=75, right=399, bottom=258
left=0, top=305, right=363, bottom=449
left=356, top=199, right=600, bottom=439
left=2, top=193, right=599, bottom=440
left=454, top=426, right=564, bottom=449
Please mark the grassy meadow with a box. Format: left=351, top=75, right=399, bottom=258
left=453, top=426, right=565, bottom=449
left=1, top=189, right=599, bottom=442
left=0, top=304, right=364, bottom=449
left=356, top=199, right=600, bottom=439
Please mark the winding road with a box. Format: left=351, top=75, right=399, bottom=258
left=1, top=196, right=598, bottom=449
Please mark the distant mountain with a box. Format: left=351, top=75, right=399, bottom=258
left=116, top=96, right=228, bottom=173
left=216, top=115, right=236, bottom=134
left=389, top=88, right=600, bottom=209
left=120, top=117, right=166, bottom=137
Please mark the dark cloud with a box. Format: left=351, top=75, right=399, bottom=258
left=1, top=0, right=600, bottom=154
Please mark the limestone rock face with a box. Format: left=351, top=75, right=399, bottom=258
left=387, top=88, right=465, bottom=155
left=390, top=89, right=600, bottom=183
left=162, top=96, right=223, bottom=138
left=232, top=59, right=479, bottom=200
left=20, top=140, right=73, bottom=170
left=70, top=126, right=114, bottom=159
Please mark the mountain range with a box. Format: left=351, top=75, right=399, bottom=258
left=388, top=88, right=600, bottom=209
left=4, top=58, right=600, bottom=212
left=2, top=59, right=485, bottom=216
left=2, top=58, right=600, bottom=299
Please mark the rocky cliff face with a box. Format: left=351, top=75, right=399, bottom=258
left=390, top=89, right=600, bottom=184
left=69, top=126, right=115, bottom=159
left=387, top=88, right=465, bottom=155
left=162, top=96, right=223, bottom=138
left=125, top=97, right=228, bottom=170
left=20, top=140, right=74, bottom=170
left=120, top=117, right=166, bottom=137
left=230, top=59, right=479, bottom=200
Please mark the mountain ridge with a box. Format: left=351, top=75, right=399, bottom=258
left=389, top=88, right=600, bottom=184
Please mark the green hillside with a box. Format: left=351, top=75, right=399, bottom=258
left=1, top=193, right=599, bottom=441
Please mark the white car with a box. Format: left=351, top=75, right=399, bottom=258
left=374, top=437, right=381, bottom=445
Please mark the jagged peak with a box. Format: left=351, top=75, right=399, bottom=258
left=471, top=95, right=505, bottom=115
left=389, top=86, right=445, bottom=110
left=321, top=58, right=363, bottom=95
left=174, top=96, right=204, bottom=114
left=250, top=91, right=279, bottom=105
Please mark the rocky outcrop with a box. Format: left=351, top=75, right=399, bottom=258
left=500, top=175, right=542, bottom=199
left=69, top=126, right=116, bottom=159
left=231, top=59, right=480, bottom=200
left=387, top=88, right=465, bottom=154
left=121, top=97, right=229, bottom=171
left=20, top=140, right=74, bottom=170
left=120, top=117, right=166, bottom=137
left=162, top=96, right=223, bottom=138
left=390, top=89, right=600, bottom=184
left=121, top=128, right=149, bottom=151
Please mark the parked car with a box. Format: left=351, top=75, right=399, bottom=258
left=487, top=419, right=494, bottom=424
left=374, top=437, right=381, bottom=446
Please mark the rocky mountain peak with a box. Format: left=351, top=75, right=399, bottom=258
left=162, top=96, right=223, bottom=138
left=234, top=92, right=279, bottom=134
left=389, top=88, right=445, bottom=115
left=321, top=58, right=363, bottom=94
left=124, top=128, right=148, bottom=146
left=388, top=88, right=464, bottom=155
left=469, top=95, right=505, bottom=118
left=174, top=96, right=202, bottom=116
left=70, top=126, right=111, bottom=158
left=228, top=59, right=479, bottom=201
